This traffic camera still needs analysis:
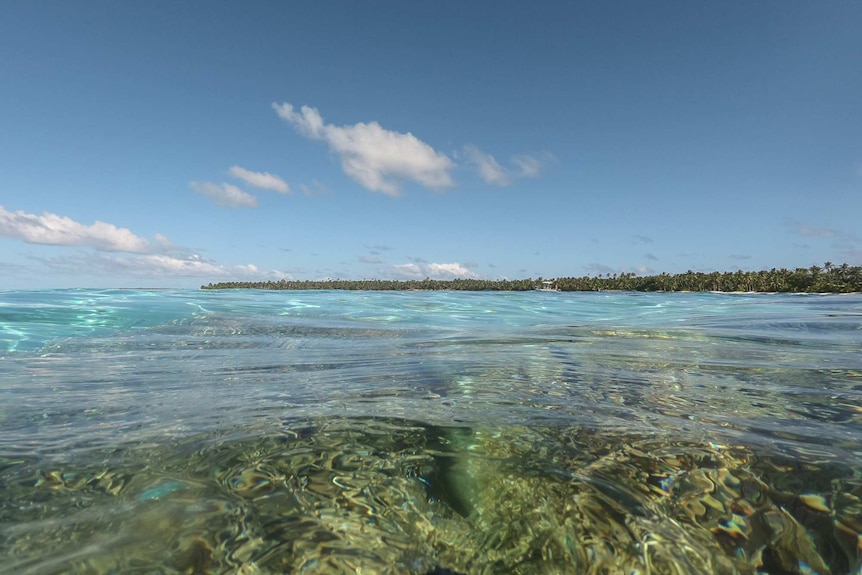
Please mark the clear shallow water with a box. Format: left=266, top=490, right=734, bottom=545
left=1, top=289, right=861, bottom=574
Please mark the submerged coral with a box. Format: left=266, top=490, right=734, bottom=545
left=2, top=418, right=860, bottom=574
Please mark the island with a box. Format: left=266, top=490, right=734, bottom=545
left=202, top=263, right=862, bottom=293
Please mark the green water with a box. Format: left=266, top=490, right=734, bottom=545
left=1, top=290, right=860, bottom=574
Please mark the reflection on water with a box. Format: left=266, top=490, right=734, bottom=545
left=1, top=290, right=861, bottom=574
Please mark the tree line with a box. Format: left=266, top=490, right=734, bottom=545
left=202, top=262, right=862, bottom=293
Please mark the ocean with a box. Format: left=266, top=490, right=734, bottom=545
left=1, top=289, right=860, bottom=574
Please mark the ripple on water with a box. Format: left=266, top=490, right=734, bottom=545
left=1, top=291, right=861, bottom=573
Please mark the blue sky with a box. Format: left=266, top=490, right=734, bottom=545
left=2, top=1, right=860, bottom=288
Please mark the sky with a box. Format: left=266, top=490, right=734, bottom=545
left=1, top=1, right=861, bottom=288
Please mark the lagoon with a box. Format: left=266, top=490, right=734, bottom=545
left=1, top=289, right=861, bottom=574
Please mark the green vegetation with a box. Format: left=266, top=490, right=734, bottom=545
left=202, top=262, right=862, bottom=293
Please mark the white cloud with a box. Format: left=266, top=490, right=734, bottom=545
left=388, top=261, right=479, bottom=280
left=277, top=103, right=325, bottom=138
left=228, top=166, right=289, bottom=194
left=190, top=181, right=258, bottom=208
left=97, top=253, right=253, bottom=277
left=154, top=254, right=249, bottom=275
left=513, top=152, right=555, bottom=177
left=463, top=147, right=555, bottom=185
left=427, top=262, right=478, bottom=278
left=0, top=205, right=289, bottom=285
left=512, top=155, right=542, bottom=177
left=153, top=233, right=175, bottom=251
left=0, top=205, right=163, bottom=253
left=464, top=145, right=511, bottom=186
left=273, top=102, right=454, bottom=197
left=123, top=254, right=263, bottom=278
left=31, top=251, right=283, bottom=281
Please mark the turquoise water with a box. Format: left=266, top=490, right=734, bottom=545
left=1, top=289, right=861, bottom=574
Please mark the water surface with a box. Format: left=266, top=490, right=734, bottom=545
left=1, top=290, right=861, bottom=574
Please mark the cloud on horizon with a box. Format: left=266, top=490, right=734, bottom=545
left=99, top=253, right=261, bottom=278
left=387, top=261, right=479, bottom=280
left=28, top=251, right=280, bottom=281
left=0, top=205, right=169, bottom=253
left=228, top=166, right=289, bottom=194
left=0, top=204, right=282, bottom=283
left=795, top=223, right=838, bottom=238
left=273, top=102, right=454, bottom=197
left=788, top=221, right=861, bottom=261
left=190, top=181, right=258, bottom=208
